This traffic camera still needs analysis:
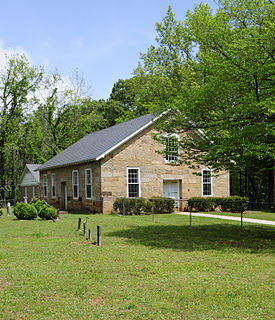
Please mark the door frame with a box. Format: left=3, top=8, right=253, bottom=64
left=163, top=179, right=180, bottom=208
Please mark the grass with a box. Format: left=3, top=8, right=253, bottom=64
left=0, top=213, right=274, bottom=319
left=199, top=211, right=275, bottom=221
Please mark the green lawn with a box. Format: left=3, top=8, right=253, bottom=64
left=0, top=213, right=274, bottom=319
left=199, top=211, right=275, bottom=221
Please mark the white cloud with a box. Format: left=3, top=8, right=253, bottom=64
left=0, top=41, right=33, bottom=70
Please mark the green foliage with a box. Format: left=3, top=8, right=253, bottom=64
left=188, top=196, right=249, bottom=212
left=0, top=209, right=3, bottom=216
left=217, top=196, right=249, bottom=212
left=38, top=205, right=57, bottom=220
left=30, top=199, right=56, bottom=220
left=113, top=198, right=152, bottom=215
left=14, top=202, right=38, bottom=220
left=137, top=0, right=275, bottom=202
left=30, top=199, right=48, bottom=213
left=150, top=197, right=175, bottom=214
left=187, top=197, right=216, bottom=212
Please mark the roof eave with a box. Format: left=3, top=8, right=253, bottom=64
left=36, top=158, right=97, bottom=171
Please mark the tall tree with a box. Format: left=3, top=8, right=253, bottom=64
left=138, top=0, right=275, bottom=202
left=0, top=55, right=43, bottom=199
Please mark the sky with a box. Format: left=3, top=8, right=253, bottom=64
left=0, top=0, right=215, bottom=100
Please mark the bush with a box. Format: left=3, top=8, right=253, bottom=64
left=218, top=196, right=249, bottom=212
left=113, top=198, right=152, bottom=215
left=14, top=202, right=38, bottom=220
left=30, top=199, right=48, bottom=213
left=188, top=196, right=249, bottom=212
left=0, top=209, right=3, bottom=216
left=39, top=205, right=57, bottom=220
left=187, top=197, right=216, bottom=212
left=150, top=197, right=175, bottom=214
left=30, top=199, right=57, bottom=220
left=113, top=198, right=136, bottom=215
left=113, top=197, right=174, bottom=215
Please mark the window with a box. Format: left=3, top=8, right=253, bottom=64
left=127, top=168, right=140, bottom=198
left=202, top=169, right=212, bottom=196
left=72, top=170, right=79, bottom=199
left=51, top=174, right=56, bottom=198
left=85, top=168, right=92, bottom=199
left=43, top=175, right=47, bottom=198
left=165, top=135, right=179, bottom=162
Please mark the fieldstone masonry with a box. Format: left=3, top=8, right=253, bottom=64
left=40, top=124, right=230, bottom=213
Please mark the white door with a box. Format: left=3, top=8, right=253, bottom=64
left=163, top=181, right=179, bottom=207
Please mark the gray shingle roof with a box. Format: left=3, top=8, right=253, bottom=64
left=37, top=113, right=156, bottom=171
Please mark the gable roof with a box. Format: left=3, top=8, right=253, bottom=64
left=19, top=164, right=40, bottom=186
left=37, top=113, right=157, bottom=171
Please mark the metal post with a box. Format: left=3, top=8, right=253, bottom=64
left=189, top=211, right=192, bottom=227
left=78, top=217, right=81, bottom=230
left=88, top=228, right=92, bottom=241
left=97, top=225, right=101, bottom=246
left=83, top=222, right=86, bottom=236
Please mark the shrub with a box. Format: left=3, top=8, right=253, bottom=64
left=113, top=197, right=174, bottom=215
left=218, top=196, right=249, bottom=212
left=188, top=196, right=249, bottom=212
left=14, top=202, right=38, bottom=220
left=113, top=198, right=136, bottom=215
left=150, top=197, right=175, bottom=214
left=30, top=199, right=57, bottom=220
left=39, top=205, right=57, bottom=220
left=0, top=209, right=3, bottom=216
left=187, top=197, right=216, bottom=212
left=113, top=198, right=152, bottom=215
left=30, top=199, right=48, bottom=213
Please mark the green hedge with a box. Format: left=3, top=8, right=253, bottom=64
left=113, top=198, right=152, bottom=215
left=14, top=202, right=38, bottom=220
left=188, top=196, right=249, bottom=212
left=113, top=197, right=175, bottom=215
left=150, top=197, right=175, bottom=214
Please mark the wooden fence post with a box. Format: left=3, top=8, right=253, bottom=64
left=97, top=225, right=101, bottom=246
left=83, top=222, right=86, bottom=236
left=78, top=217, right=81, bottom=230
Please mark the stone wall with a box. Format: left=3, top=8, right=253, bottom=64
left=101, top=125, right=230, bottom=213
left=39, top=161, right=101, bottom=212
left=19, top=185, right=40, bottom=202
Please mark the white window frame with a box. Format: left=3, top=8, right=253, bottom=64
left=51, top=173, right=56, bottom=198
left=32, top=186, right=35, bottom=199
left=127, top=167, right=141, bottom=198
left=43, top=174, right=48, bottom=198
left=164, top=134, right=180, bottom=163
left=202, top=169, right=212, bottom=196
left=85, top=168, right=92, bottom=199
left=72, top=170, right=79, bottom=200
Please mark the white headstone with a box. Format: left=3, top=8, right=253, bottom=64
left=7, top=202, right=10, bottom=216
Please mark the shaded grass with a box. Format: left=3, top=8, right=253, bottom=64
left=0, top=213, right=274, bottom=319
